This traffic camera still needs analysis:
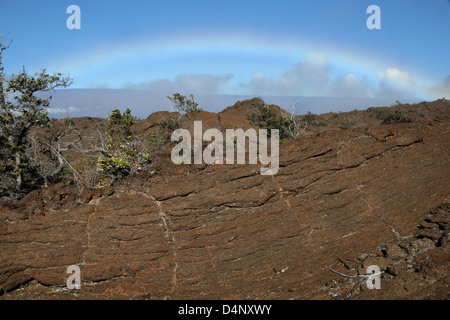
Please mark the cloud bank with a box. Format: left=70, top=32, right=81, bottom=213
left=121, top=53, right=449, bottom=101
left=245, top=53, right=331, bottom=96
left=123, top=73, right=233, bottom=96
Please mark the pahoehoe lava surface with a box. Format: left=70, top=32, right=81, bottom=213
left=0, top=99, right=449, bottom=299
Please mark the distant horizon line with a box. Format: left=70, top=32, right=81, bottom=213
left=36, top=89, right=425, bottom=118
left=48, top=88, right=424, bottom=101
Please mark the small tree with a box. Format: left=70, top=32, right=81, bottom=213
left=107, top=108, right=136, bottom=140
left=302, top=111, right=318, bottom=126
left=339, top=117, right=355, bottom=130
left=0, top=37, right=73, bottom=201
left=167, top=93, right=202, bottom=119
left=96, top=108, right=150, bottom=184
left=248, top=100, right=304, bottom=141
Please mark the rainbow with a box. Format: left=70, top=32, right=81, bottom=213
left=57, top=31, right=434, bottom=99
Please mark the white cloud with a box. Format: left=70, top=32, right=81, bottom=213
left=246, top=73, right=277, bottom=95
left=377, top=68, right=416, bottom=87
left=243, top=52, right=330, bottom=96
left=123, top=73, right=233, bottom=95
left=427, top=75, right=450, bottom=99
left=278, top=52, right=330, bottom=96
left=376, top=67, right=417, bottom=98
left=119, top=56, right=446, bottom=101
left=46, top=106, right=81, bottom=114
left=328, top=74, right=369, bottom=98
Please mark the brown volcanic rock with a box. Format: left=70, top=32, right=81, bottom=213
left=133, top=97, right=283, bottom=139
left=217, top=97, right=281, bottom=130
left=0, top=102, right=449, bottom=299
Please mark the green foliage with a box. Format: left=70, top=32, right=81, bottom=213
left=407, top=107, right=427, bottom=117
left=371, top=105, right=428, bottom=126
left=97, top=156, right=131, bottom=180
left=157, top=114, right=180, bottom=132
left=96, top=109, right=150, bottom=185
left=372, top=108, right=390, bottom=121
left=0, top=38, right=72, bottom=201
left=167, top=93, right=202, bottom=114
left=390, top=100, right=402, bottom=107
left=145, top=113, right=182, bottom=155
left=107, top=108, right=137, bottom=140
left=372, top=100, right=425, bottom=125
left=339, top=118, right=355, bottom=130
left=148, top=131, right=167, bottom=147
left=302, top=111, right=318, bottom=126
left=248, top=102, right=298, bottom=141
left=386, top=110, right=410, bottom=124
left=373, top=108, right=418, bottom=124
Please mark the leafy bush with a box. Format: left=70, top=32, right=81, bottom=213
left=97, top=157, right=131, bottom=179
left=339, top=118, right=355, bottom=130
left=371, top=105, right=426, bottom=124
left=248, top=101, right=301, bottom=141
left=0, top=38, right=73, bottom=201
left=158, top=114, right=180, bottom=132
left=107, top=108, right=136, bottom=140
left=96, top=109, right=150, bottom=185
left=372, top=108, right=390, bottom=121
left=302, top=111, right=318, bottom=126
left=381, top=110, right=411, bottom=124
left=167, top=93, right=202, bottom=115
left=148, top=131, right=167, bottom=147
left=390, top=100, right=402, bottom=107
left=407, top=107, right=427, bottom=117
left=147, top=111, right=183, bottom=155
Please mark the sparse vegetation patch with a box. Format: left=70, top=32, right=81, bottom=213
left=248, top=100, right=303, bottom=141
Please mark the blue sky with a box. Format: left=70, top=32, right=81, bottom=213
left=1, top=0, right=449, bottom=107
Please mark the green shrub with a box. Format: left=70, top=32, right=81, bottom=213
left=339, top=118, right=355, bottom=130
left=302, top=111, right=318, bottom=126
left=167, top=93, right=202, bottom=114
left=157, top=114, right=180, bottom=132
left=107, top=108, right=137, bottom=140
left=371, top=107, right=416, bottom=124
left=372, top=108, right=390, bottom=121
left=0, top=39, right=72, bottom=201
left=248, top=102, right=299, bottom=141
left=96, top=109, right=150, bottom=185
left=148, top=131, right=167, bottom=147
left=382, top=110, right=411, bottom=124
left=390, top=100, right=402, bottom=107
left=97, top=157, right=131, bottom=179
left=407, top=107, right=427, bottom=117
